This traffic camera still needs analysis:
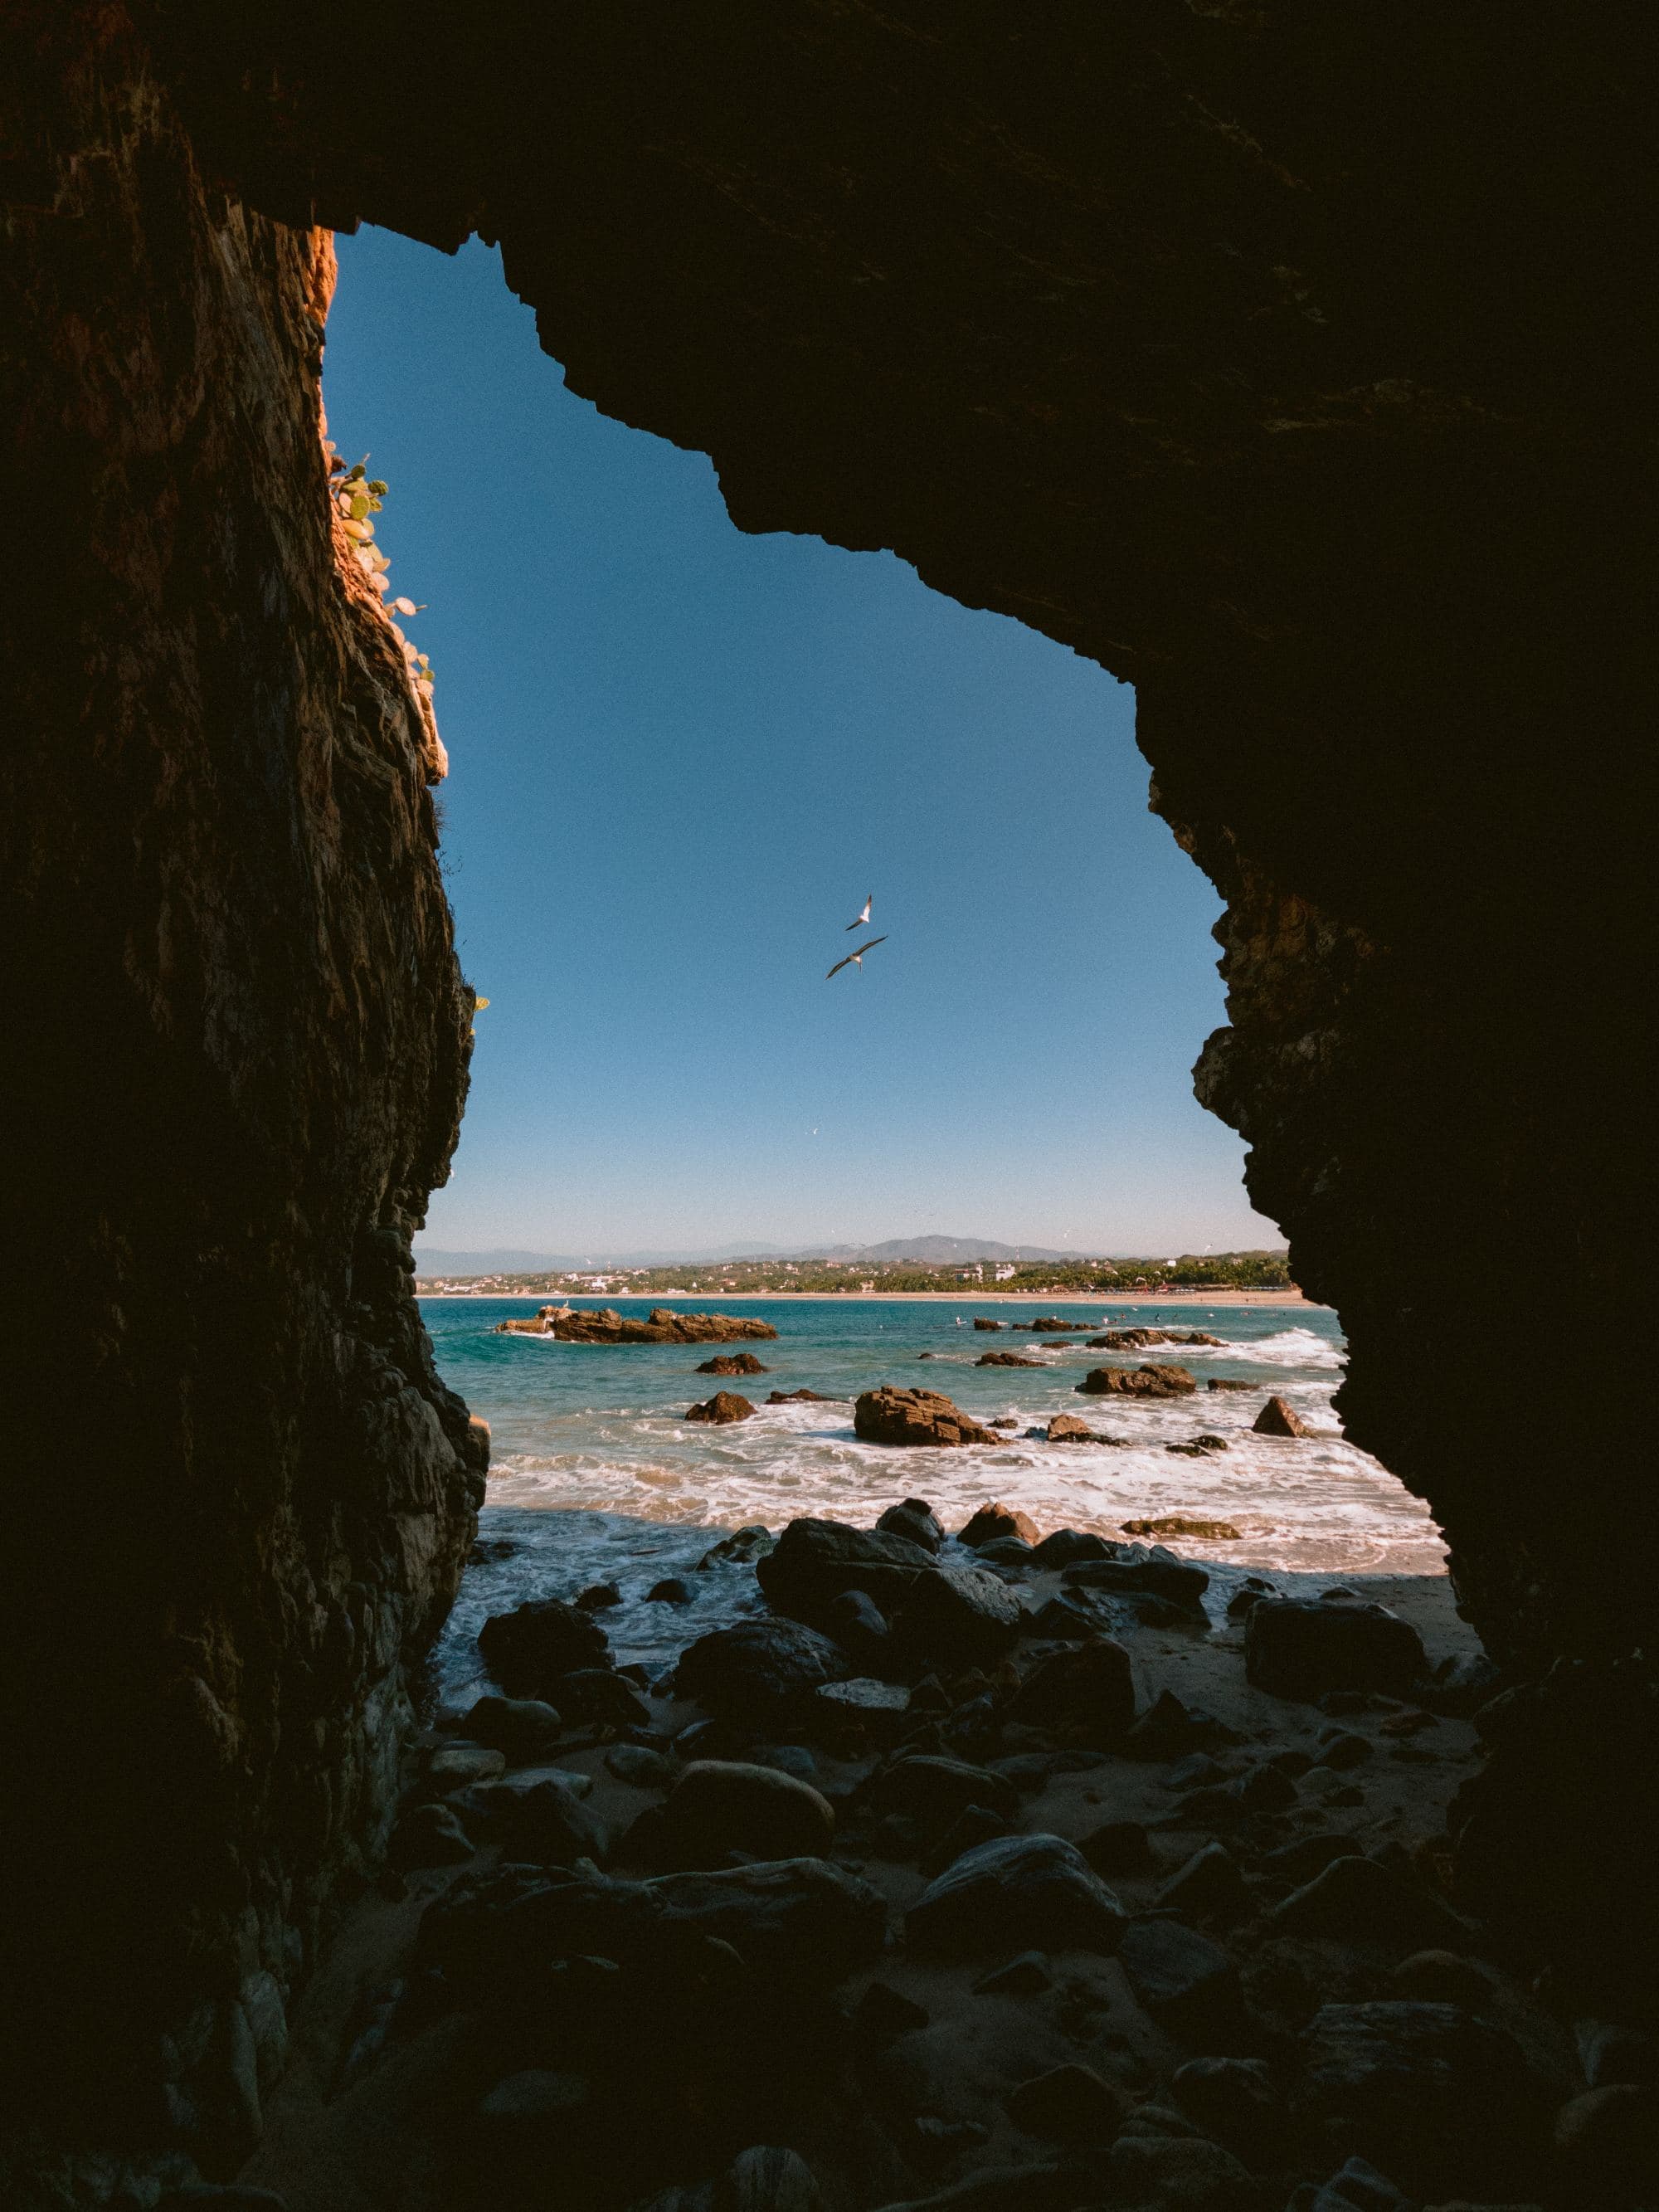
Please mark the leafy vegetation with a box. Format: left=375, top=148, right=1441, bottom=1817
left=324, top=443, right=434, bottom=702
left=415, top=1249, right=1295, bottom=1297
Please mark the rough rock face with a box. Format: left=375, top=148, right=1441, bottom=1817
left=0, top=1, right=479, bottom=2167
left=854, top=1387, right=1001, bottom=1447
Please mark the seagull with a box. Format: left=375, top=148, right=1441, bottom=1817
left=845, top=894, right=873, bottom=930
left=827, top=934, right=888, bottom=979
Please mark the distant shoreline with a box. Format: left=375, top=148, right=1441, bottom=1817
left=416, top=1286, right=1321, bottom=1310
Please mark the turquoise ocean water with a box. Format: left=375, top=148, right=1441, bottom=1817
left=423, top=1296, right=1444, bottom=1708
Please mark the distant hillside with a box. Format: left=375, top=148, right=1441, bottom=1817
left=807, top=1235, right=1074, bottom=1264
left=421, top=1233, right=1131, bottom=1273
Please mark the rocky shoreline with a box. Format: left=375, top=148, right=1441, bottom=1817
left=227, top=1504, right=1656, bottom=2212
left=496, top=1305, right=781, bottom=1344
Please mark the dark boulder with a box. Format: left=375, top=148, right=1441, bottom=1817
left=388, top=1800, right=475, bottom=1869
left=898, top=1562, right=1024, bottom=1667
left=1294, top=2000, right=1541, bottom=2199
left=1253, top=1394, right=1311, bottom=1437
left=757, top=1517, right=937, bottom=1625
left=1170, top=2056, right=1283, bottom=2159
left=878, top=1498, right=946, bottom=1552
left=906, top=1833, right=1126, bottom=1957
left=825, top=1587, right=892, bottom=1662
left=697, top=1352, right=770, bottom=1375
left=1245, top=1597, right=1426, bottom=1700
left=646, top=1857, right=887, bottom=1982
left=1156, top=1842, right=1250, bottom=1922
left=976, top=1351, right=1042, bottom=1367
left=873, top=1754, right=1019, bottom=1830
left=767, top=1388, right=834, bottom=1403
left=854, top=1386, right=1002, bottom=1446
left=1063, top=1550, right=1209, bottom=1611
left=1117, top=1917, right=1242, bottom=2041
left=972, top=1318, right=1005, bottom=1330
left=1029, top=1526, right=1116, bottom=1566
left=1268, top=1854, right=1473, bottom=1950
left=457, top=1771, right=609, bottom=1865
left=1005, top=2062, right=1128, bottom=2142
left=1105, top=2138, right=1255, bottom=2210
left=553, top=1668, right=651, bottom=1727
left=958, top=1501, right=1041, bottom=1548
left=1009, top=1638, right=1136, bottom=1742
left=716, top=2145, right=828, bottom=2212
left=686, top=1391, right=757, bottom=1424
left=478, top=1598, right=611, bottom=1698
left=655, top=1761, right=835, bottom=1866
left=1075, top=1364, right=1198, bottom=1397
left=461, top=1693, right=567, bottom=1761
left=647, top=1576, right=693, bottom=1605
left=1554, top=2084, right=1659, bottom=2206
left=675, top=1620, right=851, bottom=1722
left=1078, top=1821, right=1153, bottom=1877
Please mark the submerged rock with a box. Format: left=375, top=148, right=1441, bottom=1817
left=697, top=1352, right=770, bottom=1374
left=854, top=1386, right=1003, bottom=1446
left=1253, top=1393, right=1311, bottom=1436
left=1040, top=1415, right=1097, bottom=1445
left=766, top=1387, right=834, bottom=1403
left=1122, top=1512, right=1238, bottom=1537
left=975, top=1351, right=1041, bottom=1367
left=685, top=1391, right=756, bottom=1424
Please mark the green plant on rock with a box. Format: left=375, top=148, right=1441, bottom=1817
left=323, top=441, right=435, bottom=704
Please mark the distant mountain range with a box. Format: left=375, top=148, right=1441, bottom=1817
left=416, top=1234, right=1120, bottom=1274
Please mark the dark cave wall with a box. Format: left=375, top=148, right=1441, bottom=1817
left=0, top=2, right=481, bottom=2169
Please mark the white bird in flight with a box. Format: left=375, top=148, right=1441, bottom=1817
left=827, top=934, right=888, bottom=979
left=845, top=894, right=873, bottom=930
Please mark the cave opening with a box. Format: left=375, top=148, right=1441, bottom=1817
left=3, top=5, right=1654, bottom=2204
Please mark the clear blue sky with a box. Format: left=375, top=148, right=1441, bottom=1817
left=324, top=230, right=1279, bottom=1259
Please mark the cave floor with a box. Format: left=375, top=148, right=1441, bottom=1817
left=231, top=1571, right=1590, bottom=2212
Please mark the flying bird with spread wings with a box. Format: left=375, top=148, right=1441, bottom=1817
left=827, top=935, right=888, bottom=979
left=845, top=894, right=873, bottom=930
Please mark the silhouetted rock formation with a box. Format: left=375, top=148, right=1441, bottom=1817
left=1, top=2, right=479, bottom=2170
